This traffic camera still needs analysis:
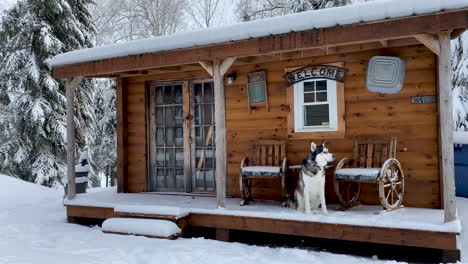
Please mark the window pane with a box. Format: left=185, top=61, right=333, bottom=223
left=174, top=106, right=183, bottom=125
left=174, top=85, right=183, bottom=104
left=175, top=148, right=184, bottom=167
left=204, top=104, right=212, bottom=124
left=165, top=127, right=174, bottom=146
left=304, top=104, right=330, bottom=126
left=156, top=86, right=164, bottom=104
left=316, top=80, right=327, bottom=91
left=248, top=82, right=266, bottom=104
left=156, top=107, right=164, bottom=126
left=175, top=127, right=183, bottom=146
left=156, top=149, right=164, bottom=166
left=165, top=107, right=173, bottom=126
left=304, top=82, right=315, bottom=92
left=204, top=82, right=213, bottom=102
left=194, top=83, right=202, bottom=103
left=316, top=91, right=328, bottom=102
left=163, top=85, right=173, bottom=104
left=156, top=128, right=164, bottom=146
left=304, top=93, right=315, bottom=103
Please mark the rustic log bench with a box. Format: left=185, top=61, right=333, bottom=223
left=240, top=140, right=288, bottom=206
left=333, top=137, right=405, bottom=210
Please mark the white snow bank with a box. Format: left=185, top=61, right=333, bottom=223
left=0, top=174, right=60, bottom=208
left=102, top=218, right=181, bottom=237
left=114, top=205, right=189, bottom=219
left=49, top=0, right=468, bottom=67
left=457, top=197, right=468, bottom=261
left=454, top=131, right=468, bottom=145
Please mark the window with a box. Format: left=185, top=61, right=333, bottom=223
left=247, top=71, right=267, bottom=104
left=293, top=79, right=338, bottom=132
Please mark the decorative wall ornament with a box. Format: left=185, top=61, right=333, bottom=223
left=247, top=71, right=269, bottom=112
left=366, top=56, right=406, bottom=94
left=284, top=65, right=348, bottom=85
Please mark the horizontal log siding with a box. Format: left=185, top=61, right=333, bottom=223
left=124, top=45, right=439, bottom=208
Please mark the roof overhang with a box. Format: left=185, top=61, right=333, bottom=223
left=51, top=9, right=468, bottom=79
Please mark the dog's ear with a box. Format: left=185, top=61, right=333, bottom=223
left=321, top=141, right=326, bottom=147
left=310, top=141, right=317, bottom=152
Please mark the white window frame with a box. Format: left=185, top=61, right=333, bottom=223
left=293, top=79, right=338, bottom=132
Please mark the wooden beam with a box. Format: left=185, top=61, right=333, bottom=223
left=51, top=10, right=468, bottom=78
left=189, top=213, right=459, bottom=250
left=220, top=57, right=236, bottom=76
left=66, top=76, right=83, bottom=200
left=198, top=61, right=213, bottom=77
left=415, top=34, right=441, bottom=55
left=451, top=28, right=466, bottom=39
left=116, top=77, right=127, bottom=193
left=379, top=40, right=388, bottom=47
left=438, top=31, right=457, bottom=223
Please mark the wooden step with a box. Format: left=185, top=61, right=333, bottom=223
left=114, top=205, right=188, bottom=221
left=102, top=218, right=181, bottom=239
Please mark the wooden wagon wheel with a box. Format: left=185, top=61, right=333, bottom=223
left=334, top=158, right=361, bottom=208
left=379, top=158, right=405, bottom=210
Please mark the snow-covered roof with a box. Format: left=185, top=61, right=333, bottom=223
left=50, top=0, right=468, bottom=68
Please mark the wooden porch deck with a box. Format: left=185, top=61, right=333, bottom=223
left=65, top=188, right=460, bottom=253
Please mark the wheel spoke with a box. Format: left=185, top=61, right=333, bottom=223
left=384, top=183, right=391, bottom=188
left=391, top=188, right=394, bottom=204
left=386, top=189, right=391, bottom=200
left=393, top=189, right=400, bottom=200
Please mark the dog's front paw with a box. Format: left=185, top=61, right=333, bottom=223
left=322, top=211, right=330, bottom=216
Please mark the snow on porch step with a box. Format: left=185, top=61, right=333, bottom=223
left=114, top=205, right=189, bottom=220
left=102, top=218, right=181, bottom=239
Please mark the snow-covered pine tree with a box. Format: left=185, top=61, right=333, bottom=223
left=452, top=32, right=468, bottom=131
left=0, top=0, right=96, bottom=187
left=92, top=78, right=117, bottom=187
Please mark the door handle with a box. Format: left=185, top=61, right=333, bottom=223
left=185, top=115, right=193, bottom=120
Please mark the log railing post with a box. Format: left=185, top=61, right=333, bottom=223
left=66, top=76, right=83, bottom=200
left=438, top=31, right=456, bottom=223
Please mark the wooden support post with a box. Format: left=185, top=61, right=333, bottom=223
left=216, top=228, right=230, bottom=242
left=415, top=34, right=440, bottom=56
left=116, top=77, right=127, bottom=193
left=66, top=76, right=83, bottom=200
left=213, top=59, right=226, bottom=208
left=438, top=31, right=456, bottom=223
left=200, top=57, right=236, bottom=208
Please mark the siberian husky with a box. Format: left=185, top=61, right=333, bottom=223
left=289, top=141, right=335, bottom=215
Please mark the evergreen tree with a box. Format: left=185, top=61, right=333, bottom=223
left=92, top=78, right=117, bottom=187
left=452, top=33, right=468, bottom=131
left=0, top=0, right=95, bottom=187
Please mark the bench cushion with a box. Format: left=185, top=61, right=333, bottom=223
left=241, top=166, right=281, bottom=177
left=335, top=168, right=381, bottom=181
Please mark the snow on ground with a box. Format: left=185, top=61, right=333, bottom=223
left=0, top=174, right=406, bottom=264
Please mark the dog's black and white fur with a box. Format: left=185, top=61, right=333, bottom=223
left=289, top=141, right=335, bottom=215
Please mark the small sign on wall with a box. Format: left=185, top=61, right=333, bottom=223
left=411, top=96, right=437, bottom=104
left=284, top=65, right=348, bottom=84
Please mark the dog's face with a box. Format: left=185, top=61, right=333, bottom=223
left=310, top=141, right=336, bottom=167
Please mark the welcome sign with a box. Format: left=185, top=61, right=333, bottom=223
left=284, top=65, right=348, bottom=84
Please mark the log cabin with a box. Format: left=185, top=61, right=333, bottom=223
left=50, top=1, right=468, bottom=262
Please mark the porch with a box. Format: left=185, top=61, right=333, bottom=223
left=65, top=188, right=460, bottom=253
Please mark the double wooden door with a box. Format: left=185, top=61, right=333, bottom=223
left=148, top=80, right=216, bottom=193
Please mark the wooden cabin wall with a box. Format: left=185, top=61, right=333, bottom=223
left=224, top=44, right=439, bottom=209
left=122, top=77, right=147, bottom=193
left=121, top=44, right=439, bottom=208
